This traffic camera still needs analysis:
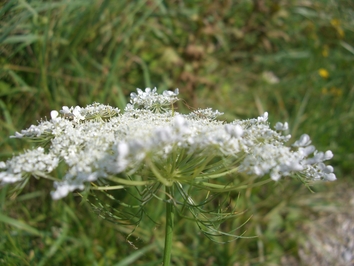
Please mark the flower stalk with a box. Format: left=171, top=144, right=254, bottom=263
left=163, top=185, right=175, bottom=266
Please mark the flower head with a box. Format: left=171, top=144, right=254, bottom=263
left=0, top=88, right=336, bottom=200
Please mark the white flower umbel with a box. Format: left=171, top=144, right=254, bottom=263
left=0, top=88, right=336, bottom=200
left=0, top=147, right=59, bottom=183
left=0, top=88, right=337, bottom=264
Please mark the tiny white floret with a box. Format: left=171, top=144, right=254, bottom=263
left=51, top=110, right=59, bottom=120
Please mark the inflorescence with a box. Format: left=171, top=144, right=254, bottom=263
left=0, top=88, right=336, bottom=200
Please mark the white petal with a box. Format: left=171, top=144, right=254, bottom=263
left=324, top=150, right=334, bottom=160
left=293, top=134, right=311, bottom=147
left=51, top=110, right=59, bottom=119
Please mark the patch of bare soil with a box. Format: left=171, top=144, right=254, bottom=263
left=283, top=180, right=354, bottom=266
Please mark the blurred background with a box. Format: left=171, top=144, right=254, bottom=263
left=0, top=0, right=353, bottom=265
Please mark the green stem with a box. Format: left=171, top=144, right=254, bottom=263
left=162, top=186, right=174, bottom=266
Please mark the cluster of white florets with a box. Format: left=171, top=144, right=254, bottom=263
left=0, top=88, right=336, bottom=199
left=127, top=87, right=179, bottom=112
left=0, top=147, right=59, bottom=183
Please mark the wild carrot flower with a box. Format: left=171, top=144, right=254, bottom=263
left=0, top=88, right=336, bottom=200
left=0, top=88, right=336, bottom=264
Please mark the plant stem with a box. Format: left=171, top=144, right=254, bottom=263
left=162, top=185, right=174, bottom=266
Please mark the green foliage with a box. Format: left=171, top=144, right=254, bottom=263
left=1, top=0, right=353, bottom=264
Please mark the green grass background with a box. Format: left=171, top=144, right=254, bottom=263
left=0, top=0, right=353, bottom=265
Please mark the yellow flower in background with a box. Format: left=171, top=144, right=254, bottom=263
left=337, top=28, right=345, bottom=38
left=322, top=45, right=329, bottom=57
left=321, top=87, right=343, bottom=97
left=330, top=87, right=343, bottom=97
left=330, top=19, right=340, bottom=27
left=330, top=18, right=345, bottom=38
left=318, top=68, right=329, bottom=79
